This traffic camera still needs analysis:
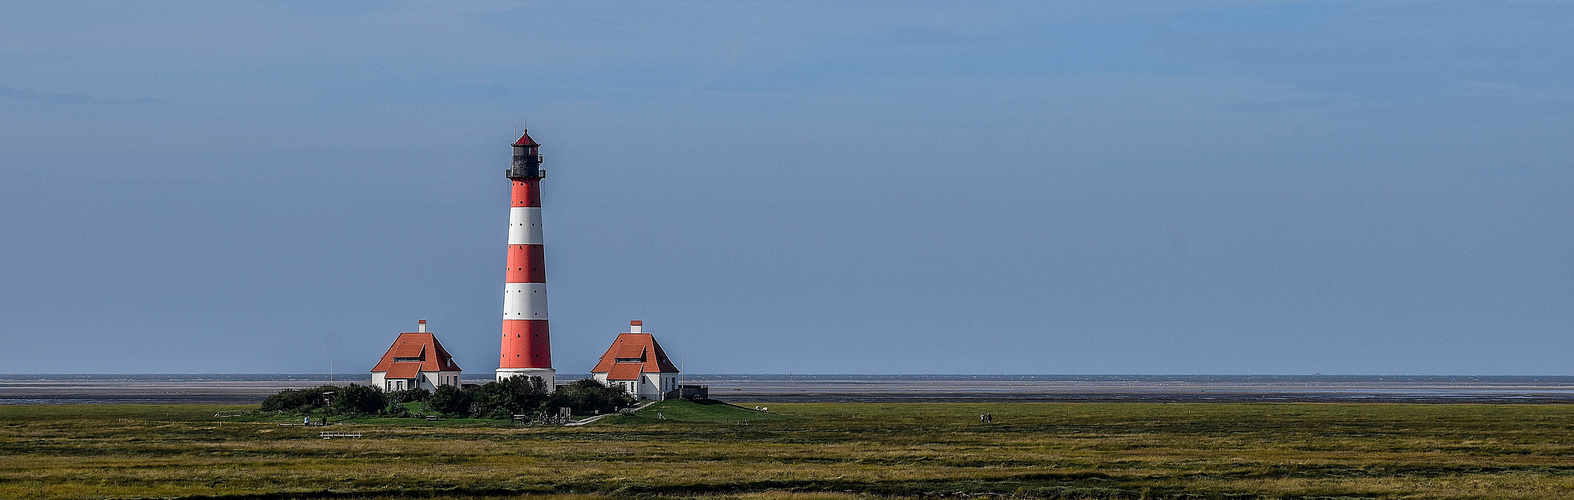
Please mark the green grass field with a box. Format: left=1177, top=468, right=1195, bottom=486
left=2, top=402, right=1573, bottom=499
left=599, top=399, right=797, bottom=424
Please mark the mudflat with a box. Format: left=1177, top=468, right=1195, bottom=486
left=6, top=374, right=1574, bottom=404
left=3, top=402, right=1573, bottom=499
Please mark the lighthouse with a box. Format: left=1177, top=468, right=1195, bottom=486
left=495, top=129, right=556, bottom=387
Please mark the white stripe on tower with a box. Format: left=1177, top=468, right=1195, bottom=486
left=508, top=207, right=543, bottom=245
left=502, top=283, right=549, bottom=320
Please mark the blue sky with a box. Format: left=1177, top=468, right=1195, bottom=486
left=1, top=1, right=1571, bottom=374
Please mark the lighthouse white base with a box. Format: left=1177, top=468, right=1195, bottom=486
left=495, top=367, right=556, bottom=389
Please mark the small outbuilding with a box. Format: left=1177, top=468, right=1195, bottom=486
left=590, top=320, right=680, bottom=400
left=370, top=320, right=462, bottom=391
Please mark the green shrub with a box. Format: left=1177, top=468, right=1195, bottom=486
left=387, top=387, right=430, bottom=404
left=296, top=377, right=633, bottom=420
left=383, top=402, right=413, bottom=418
left=427, top=384, right=473, bottom=417
left=329, top=384, right=387, bottom=415
left=466, top=376, right=549, bottom=418
left=259, top=385, right=333, bottom=413
left=547, top=378, right=634, bottom=415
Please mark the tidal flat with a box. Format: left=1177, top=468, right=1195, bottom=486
left=2, top=402, right=1573, bottom=499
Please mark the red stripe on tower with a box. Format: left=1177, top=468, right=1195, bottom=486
left=496, top=129, right=556, bottom=387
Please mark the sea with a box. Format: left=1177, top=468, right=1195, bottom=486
left=3, top=374, right=1573, bottom=405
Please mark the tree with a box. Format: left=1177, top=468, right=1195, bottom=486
left=466, top=376, right=549, bottom=419
left=387, top=387, right=430, bottom=404
left=330, top=384, right=386, bottom=415
left=547, top=379, right=634, bottom=415
left=427, top=384, right=472, bottom=417
left=260, top=385, right=333, bottom=413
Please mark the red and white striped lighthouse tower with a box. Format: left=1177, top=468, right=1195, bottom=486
left=495, top=129, right=555, bottom=386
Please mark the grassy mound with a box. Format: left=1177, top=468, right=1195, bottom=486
left=599, top=399, right=796, bottom=424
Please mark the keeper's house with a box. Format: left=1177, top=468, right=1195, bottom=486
left=590, top=320, right=680, bottom=400
left=370, top=320, right=462, bottom=391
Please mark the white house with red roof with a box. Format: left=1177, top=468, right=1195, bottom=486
left=370, top=320, right=463, bottom=391
left=590, top=320, right=680, bottom=400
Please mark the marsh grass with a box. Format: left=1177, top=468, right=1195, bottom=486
left=2, top=403, right=1573, bottom=499
left=600, top=399, right=797, bottom=424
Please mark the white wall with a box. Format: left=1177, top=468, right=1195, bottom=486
left=591, top=371, right=679, bottom=400
left=371, top=370, right=461, bottom=392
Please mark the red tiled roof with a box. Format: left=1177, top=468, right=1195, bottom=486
left=614, top=344, right=645, bottom=359
left=371, top=332, right=462, bottom=373
left=385, top=362, right=422, bottom=380
left=513, top=131, right=539, bottom=147
left=606, top=363, right=644, bottom=381
left=391, top=344, right=424, bottom=358
left=590, top=333, right=679, bottom=374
